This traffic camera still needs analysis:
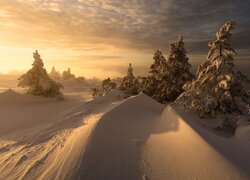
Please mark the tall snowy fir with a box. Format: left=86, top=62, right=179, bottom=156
left=160, top=35, right=194, bottom=102
left=176, top=21, right=250, bottom=121
left=143, top=50, right=168, bottom=103
left=18, top=50, right=63, bottom=97
left=120, top=63, right=140, bottom=96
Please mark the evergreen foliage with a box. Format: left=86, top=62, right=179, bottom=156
left=143, top=50, right=168, bottom=103
left=176, top=21, right=250, bottom=119
left=92, top=77, right=117, bottom=97
left=161, top=35, right=194, bottom=102
left=62, top=68, right=75, bottom=80
left=50, top=66, right=61, bottom=80
left=120, top=63, right=141, bottom=96
left=18, top=50, right=63, bottom=97
left=143, top=36, right=193, bottom=103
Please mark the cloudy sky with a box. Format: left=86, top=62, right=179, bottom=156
left=0, top=0, right=249, bottom=78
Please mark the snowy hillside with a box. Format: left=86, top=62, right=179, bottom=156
left=0, top=89, right=250, bottom=179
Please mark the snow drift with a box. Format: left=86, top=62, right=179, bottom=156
left=77, top=93, right=164, bottom=180
left=0, top=90, right=250, bottom=180
left=77, top=94, right=250, bottom=180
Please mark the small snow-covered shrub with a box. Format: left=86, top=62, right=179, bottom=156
left=92, top=77, right=117, bottom=98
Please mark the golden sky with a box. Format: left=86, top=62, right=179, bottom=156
left=0, top=0, right=154, bottom=78
left=0, top=0, right=249, bottom=78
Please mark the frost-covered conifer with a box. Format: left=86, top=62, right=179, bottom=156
left=62, top=68, right=75, bottom=80
left=160, top=35, right=194, bottom=102
left=176, top=21, right=250, bottom=119
left=18, top=50, right=63, bottom=97
left=50, top=66, right=61, bottom=80
left=143, top=38, right=193, bottom=103
left=120, top=63, right=140, bottom=96
left=143, top=50, right=167, bottom=102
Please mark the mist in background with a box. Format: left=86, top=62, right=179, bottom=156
left=0, top=0, right=249, bottom=78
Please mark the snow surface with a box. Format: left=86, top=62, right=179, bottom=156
left=0, top=89, right=250, bottom=180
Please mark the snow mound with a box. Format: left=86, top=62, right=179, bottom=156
left=0, top=88, right=60, bottom=102
left=125, top=92, right=164, bottom=110
left=0, top=88, right=39, bottom=102
left=0, top=88, right=126, bottom=180
left=77, top=93, right=164, bottom=179
left=77, top=95, right=250, bottom=180
left=1, top=88, right=250, bottom=179
left=0, top=88, right=22, bottom=98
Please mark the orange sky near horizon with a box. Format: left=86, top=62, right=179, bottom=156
left=0, top=45, right=152, bottom=78
left=1, top=1, right=249, bottom=79
left=0, top=1, right=155, bottom=78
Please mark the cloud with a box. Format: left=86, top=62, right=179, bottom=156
left=0, top=0, right=250, bottom=78
left=0, top=0, right=249, bottom=54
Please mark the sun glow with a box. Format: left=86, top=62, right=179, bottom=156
left=0, top=1, right=153, bottom=78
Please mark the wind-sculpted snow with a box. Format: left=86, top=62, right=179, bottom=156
left=77, top=95, right=250, bottom=180
left=144, top=106, right=250, bottom=179
left=77, top=93, right=164, bottom=180
left=0, top=89, right=124, bottom=179
left=0, top=89, right=249, bottom=179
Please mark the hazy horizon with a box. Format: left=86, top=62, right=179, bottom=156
left=0, top=0, right=249, bottom=78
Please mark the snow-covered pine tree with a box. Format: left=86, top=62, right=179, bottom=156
left=18, top=50, right=63, bottom=97
left=160, top=35, right=194, bottom=102
left=143, top=50, right=168, bottom=103
left=120, top=63, right=140, bottom=96
left=176, top=20, right=250, bottom=119
left=62, top=68, right=75, bottom=80
left=50, top=66, right=61, bottom=80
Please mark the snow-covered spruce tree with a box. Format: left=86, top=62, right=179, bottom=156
left=160, top=35, right=194, bottom=102
left=62, top=68, right=75, bottom=80
left=120, top=63, right=141, bottom=96
left=143, top=50, right=168, bottom=103
left=18, top=50, right=63, bottom=97
left=176, top=20, right=250, bottom=119
left=50, top=66, right=61, bottom=80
